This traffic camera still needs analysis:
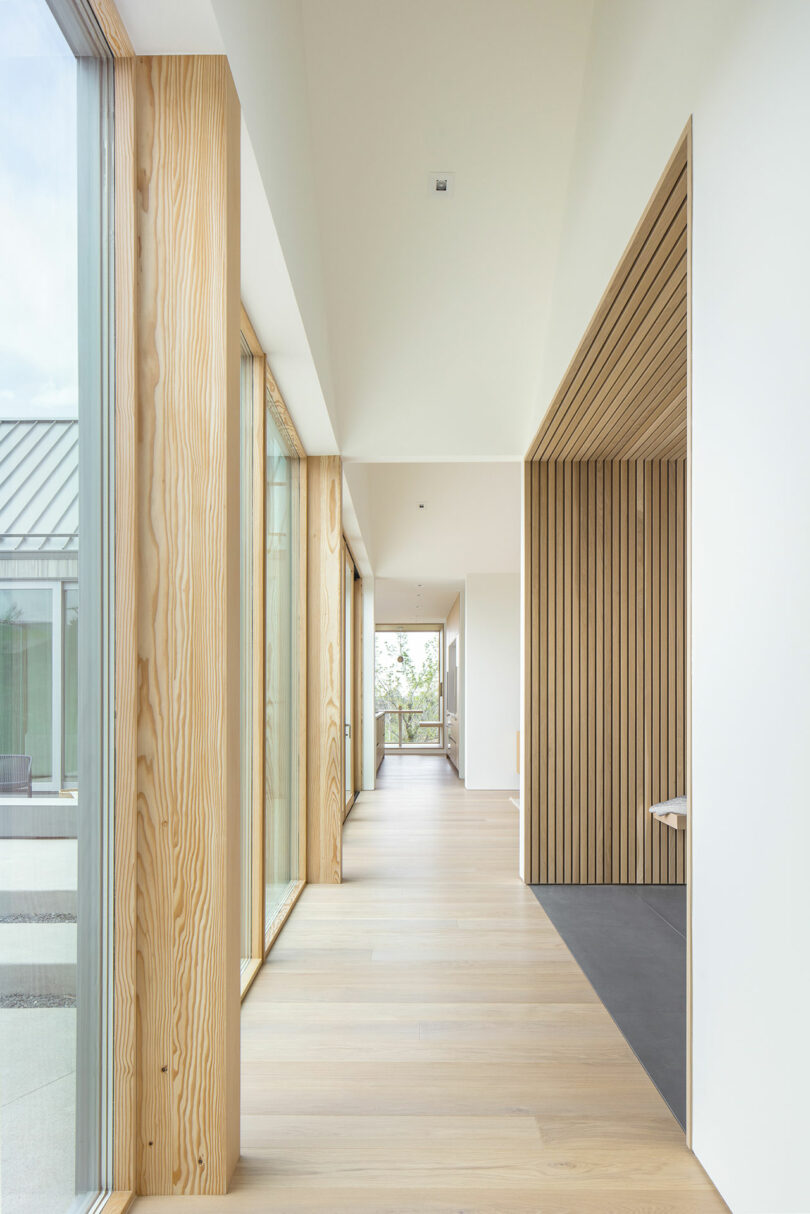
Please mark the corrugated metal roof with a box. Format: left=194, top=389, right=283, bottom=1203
left=0, top=420, right=78, bottom=553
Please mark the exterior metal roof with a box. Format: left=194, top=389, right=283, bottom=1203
left=0, top=420, right=79, bottom=554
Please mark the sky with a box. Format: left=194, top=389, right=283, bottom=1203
left=0, top=0, right=78, bottom=422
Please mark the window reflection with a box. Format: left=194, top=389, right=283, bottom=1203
left=265, top=405, right=300, bottom=936
left=0, top=1, right=112, bottom=1210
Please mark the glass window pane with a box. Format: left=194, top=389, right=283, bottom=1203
left=0, top=2, right=112, bottom=1211
left=375, top=629, right=443, bottom=750
left=0, top=587, right=54, bottom=782
left=344, top=554, right=353, bottom=803
left=62, top=585, right=78, bottom=784
left=239, top=338, right=254, bottom=969
left=265, top=407, right=299, bottom=937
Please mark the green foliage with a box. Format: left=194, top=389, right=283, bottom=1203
left=375, top=630, right=440, bottom=743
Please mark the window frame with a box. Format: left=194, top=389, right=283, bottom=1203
left=238, top=317, right=266, bottom=991
left=375, top=623, right=446, bottom=753
left=238, top=305, right=309, bottom=994
left=0, top=0, right=116, bottom=1207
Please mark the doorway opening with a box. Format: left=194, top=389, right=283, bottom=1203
left=374, top=625, right=444, bottom=754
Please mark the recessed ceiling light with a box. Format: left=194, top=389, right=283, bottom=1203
left=428, top=172, right=455, bottom=196
left=418, top=503, right=425, bottom=510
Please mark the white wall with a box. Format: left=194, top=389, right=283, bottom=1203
left=537, top=3, right=810, bottom=1209
left=464, top=574, right=520, bottom=790
left=210, top=0, right=340, bottom=450
left=691, top=7, right=810, bottom=1209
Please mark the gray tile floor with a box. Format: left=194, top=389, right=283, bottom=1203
left=530, top=884, right=686, bottom=1127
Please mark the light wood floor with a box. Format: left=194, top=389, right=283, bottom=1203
left=136, top=757, right=726, bottom=1213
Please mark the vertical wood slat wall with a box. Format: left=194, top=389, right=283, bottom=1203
left=525, top=458, right=686, bottom=884
left=523, top=127, right=689, bottom=888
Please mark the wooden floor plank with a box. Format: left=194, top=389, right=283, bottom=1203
left=134, top=756, right=725, bottom=1213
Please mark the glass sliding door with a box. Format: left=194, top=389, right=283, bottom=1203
left=375, top=626, right=444, bottom=751
left=264, top=399, right=301, bottom=942
left=238, top=336, right=255, bottom=976
left=0, top=1, right=114, bottom=1211
left=344, top=546, right=354, bottom=816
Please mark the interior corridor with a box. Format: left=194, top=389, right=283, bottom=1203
left=137, top=756, right=723, bottom=1213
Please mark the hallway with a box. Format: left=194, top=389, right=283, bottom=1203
left=138, top=758, right=724, bottom=1212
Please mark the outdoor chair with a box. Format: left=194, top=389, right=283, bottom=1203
left=0, top=754, right=33, bottom=797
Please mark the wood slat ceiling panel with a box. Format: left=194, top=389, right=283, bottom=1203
left=529, top=140, right=688, bottom=463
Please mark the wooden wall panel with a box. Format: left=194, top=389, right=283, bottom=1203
left=523, top=128, right=689, bottom=887
left=134, top=56, right=240, bottom=1194
left=528, top=134, right=688, bottom=463
left=527, top=460, right=686, bottom=884
left=306, top=456, right=343, bottom=883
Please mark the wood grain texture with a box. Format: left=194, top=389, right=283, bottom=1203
left=528, top=131, right=688, bottom=463
left=264, top=879, right=306, bottom=955
left=88, top=0, right=135, bottom=56
left=267, top=366, right=307, bottom=459
left=527, top=462, right=686, bottom=885
left=375, top=713, right=386, bottom=774
left=306, top=456, right=343, bottom=883
left=132, top=761, right=725, bottom=1214
left=524, top=127, right=690, bottom=889
left=101, top=1192, right=136, bottom=1214
left=134, top=56, right=240, bottom=1194
left=112, top=52, right=138, bottom=1195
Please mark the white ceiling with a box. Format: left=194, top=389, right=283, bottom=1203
left=375, top=578, right=462, bottom=624
left=345, top=461, right=521, bottom=581
left=115, top=0, right=223, bottom=52
left=300, top=0, right=594, bottom=460
left=112, top=0, right=592, bottom=592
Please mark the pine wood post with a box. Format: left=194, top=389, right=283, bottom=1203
left=133, top=55, right=241, bottom=1195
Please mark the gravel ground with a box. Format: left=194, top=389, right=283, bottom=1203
left=0, top=994, right=76, bottom=1009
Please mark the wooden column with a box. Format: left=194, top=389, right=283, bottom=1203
left=306, top=456, right=343, bottom=882
left=134, top=56, right=240, bottom=1194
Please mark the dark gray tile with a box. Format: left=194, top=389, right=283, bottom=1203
left=639, top=885, right=687, bottom=937
left=612, top=1008, right=686, bottom=1126
left=530, top=884, right=686, bottom=1128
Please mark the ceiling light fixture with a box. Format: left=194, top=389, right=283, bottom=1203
left=428, top=171, right=455, bottom=196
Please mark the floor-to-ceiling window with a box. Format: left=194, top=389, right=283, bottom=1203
left=344, top=545, right=355, bottom=816
left=375, top=626, right=444, bottom=751
left=0, top=1, right=114, bottom=1210
left=264, top=398, right=301, bottom=940
left=239, top=334, right=256, bottom=978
